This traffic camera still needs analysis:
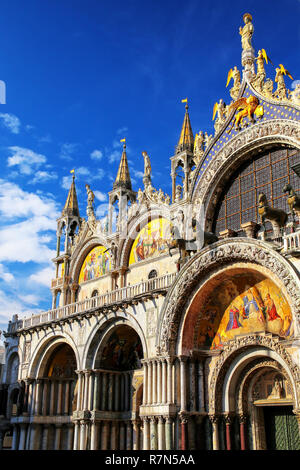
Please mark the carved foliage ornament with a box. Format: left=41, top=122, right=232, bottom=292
left=157, top=239, right=300, bottom=354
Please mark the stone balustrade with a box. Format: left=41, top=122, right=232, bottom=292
left=7, top=272, right=176, bottom=333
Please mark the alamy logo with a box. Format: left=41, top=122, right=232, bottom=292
left=0, top=80, right=6, bottom=104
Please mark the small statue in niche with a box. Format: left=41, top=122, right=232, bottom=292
left=104, top=242, right=118, bottom=269
left=175, top=184, right=182, bottom=202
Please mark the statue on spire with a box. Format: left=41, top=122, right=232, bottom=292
left=85, top=184, right=95, bottom=220
left=142, top=151, right=152, bottom=188
left=239, top=13, right=254, bottom=52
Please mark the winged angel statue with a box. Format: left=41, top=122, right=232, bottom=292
left=228, top=95, right=264, bottom=130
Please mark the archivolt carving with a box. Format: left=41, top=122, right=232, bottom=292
left=157, top=238, right=300, bottom=355
left=236, top=358, right=290, bottom=414
left=209, top=334, right=300, bottom=414
left=191, top=119, right=300, bottom=208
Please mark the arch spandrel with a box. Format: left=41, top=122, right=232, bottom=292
left=156, top=238, right=300, bottom=356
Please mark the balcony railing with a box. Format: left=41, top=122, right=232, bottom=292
left=283, top=231, right=300, bottom=251
left=7, top=272, right=177, bottom=333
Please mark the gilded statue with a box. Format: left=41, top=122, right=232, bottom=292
left=142, top=151, right=152, bottom=180
left=252, top=49, right=270, bottom=91
left=194, top=131, right=204, bottom=154
left=274, top=64, right=293, bottom=100
left=239, top=13, right=254, bottom=52
left=85, top=184, right=95, bottom=219
left=212, top=99, right=227, bottom=134
left=228, top=95, right=264, bottom=130
left=227, top=66, right=241, bottom=101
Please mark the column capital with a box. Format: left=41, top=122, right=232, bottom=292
left=179, top=412, right=189, bottom=424
left=150, top=416, right=157, bottom=424
left=179, top=355, right=189, bottom=362
left=209, top=413, right=220, bottom=425
left=238, top=413, right=248, bottom=424
left=224, top=412, right=234, bottom=425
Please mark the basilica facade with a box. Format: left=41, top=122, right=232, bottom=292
left=1, top=13, right=300, bottom=451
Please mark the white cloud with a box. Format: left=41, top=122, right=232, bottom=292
left=0, top=264, right=14, bottom=283
left=7, top=146, right=47, bottom=175
left=133, top=169, right=144, bottom=179
left=109, top=149, right=121, bottom=163
left=0, top=217, right=57, bottom=263
left=0, top=113, right=21, bottom=134
left=96, top=203, right=110, bottom=218
left=94, top=190, right=107, bottom=202
left=29, top=265, right=54, bottom=287
left=60, top=143, right=78, bottom=160
left=116, top=126, right=128, bottom=135
left=90, top=149, right=103, bottom=160
left=18, top=293, right=40, bottom=306
left=29, top=171, right=58, bottom=184
left=0, top=179, right=58, bottom=219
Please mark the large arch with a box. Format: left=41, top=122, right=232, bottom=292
left=83, top=311, right=148, bottom=370
left=190, top=120, right=300, bottom=231
left=156, top=238, right=300, bottom=355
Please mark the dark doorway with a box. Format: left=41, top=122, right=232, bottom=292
left=263, top=406, right=300, bottom=450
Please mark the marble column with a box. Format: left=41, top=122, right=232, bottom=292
left=76, top=371, right=83, bottom=411
left=147, top=361, right=152, bottom=405
left=143, top=361, right=148, bottom=405
left=165, top=417, right=173, bottom=450
left=73, top=422, right=80, bottom=450
left=167, top=358, right=173, bottom=404
left=239, top=414, right=247, bottom=450
left=101, top=373, right=107, bottom=410
left=90, top=421, right=100, bottom=450
left=49, top=380, right=56, bottom=415
left=101, top=421, right=110, bottom=450
left=197, top=361, right=205, bottom=412
left=150, top=417, right=158, bottom=450
left=108, top=374, right=114, bottom=411
left=132, top=420, right=140, bottom=450
left=157, top=416, right=165, bottom=450
left=179, top=414, right=188, bottom=450
left=119, top=422, right=125, bottom=450
left=42, top=379, right=49, bottom=416
left=124, top=374, right=129, bottom=412
left=79, top=420, right=87, bottom=450
left=29, top=423, right=41, bottom=450
left=110, top=421, right=118, bottom=450
left=35, top=379, right=43, bottom=415
left=162, top=360, right=167, bottom=404
left=18, top=423, right=27, bottom=450
left=152, top=361, right=157, bottom=405
left=64, top=380, right=70, bottom=415
left=57, top=380, right=63, bottom=415
left=126, top=421, right=132, bottom=450
left=28, top=380, right=36, bottom=415
left=41, top=424, right=49, bottom=450
left=93, top=372, right=101, bottom=411
left=54, top=424, right=62, bottom=450
left=209, top=414, right=220, bottom=450
left=225, top=414, right=233, bottom=451
left=179, top=356, right=188, bottom=412
left=88, top=372, right=94, bottom=411
left=67, top=424, right=74, bottom=450
left=114, top=374, right=120, bottom=411
left=143, top=417, right=150, bottom=450
left=11, top=424, right=19, bottom=450
left=157, top=361, right=162, bottom=405
left=83, top=371, right=90, bottom=410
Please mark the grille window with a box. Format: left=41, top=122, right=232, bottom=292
left=214, top=147, right=300, bottom=235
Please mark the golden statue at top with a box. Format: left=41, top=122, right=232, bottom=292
left=274, top=64, right=293, bottom=100
left=239, top=13, right=254, bottom=51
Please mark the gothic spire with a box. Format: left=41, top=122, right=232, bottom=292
left=113, top=141, right=132, bottom=191
left=177, top=102, right=194, bottom=153
left=62, top=172, right=80, bottom=218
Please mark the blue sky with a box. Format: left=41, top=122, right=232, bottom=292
left=0, top=0, right=299, bottom=339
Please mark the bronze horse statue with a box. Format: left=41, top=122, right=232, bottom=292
left=168, top=221, right=218, bottom=261
left=283, top=183, right=300, bottom=221
left=258, top=192, right=288, bottom=233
